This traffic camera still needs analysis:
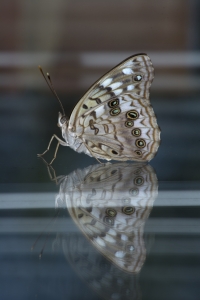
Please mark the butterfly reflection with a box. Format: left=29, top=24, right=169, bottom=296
left=55, top=162, right=158, bottom=274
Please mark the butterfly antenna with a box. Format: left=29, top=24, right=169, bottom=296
left=31, top=209, right=60, bottom=258
left=38, top=66, right=66, bottom=117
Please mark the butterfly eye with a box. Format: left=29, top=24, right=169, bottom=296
left=135, top=139, right=146, bottom=148
left=134, top=176, right=144, bottom=186
left=58, top=112, right=67, bottom=127
left=126, top=110, right=139, bottom=120
left=108, top=99, right=119, bottom=108
left=134, top=74, right=142, bottom=81
left=132, top=128, right=141, bottom=137
left=60, top=116, right=67, bottom=124
left=122, top=206, right=135, bottom=215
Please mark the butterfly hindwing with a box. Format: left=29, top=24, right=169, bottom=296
left=75, top=94, right=160, bottom=161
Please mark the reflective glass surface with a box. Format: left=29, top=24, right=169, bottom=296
left=1, top=1, right=200, bottom=299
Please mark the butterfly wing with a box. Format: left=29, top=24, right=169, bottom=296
left=69, top=54, right=160, bottom=161
left=62, top=234, right=141, bottom=300
left=58, top=162, right=158, bottom=273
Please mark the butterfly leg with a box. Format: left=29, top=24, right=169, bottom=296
left=49, top=141, right=60, bottom=165
left=37, top=134, right=68, bottom=164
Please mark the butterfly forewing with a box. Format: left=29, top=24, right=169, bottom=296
left=69, top=54, right=154, bottom=122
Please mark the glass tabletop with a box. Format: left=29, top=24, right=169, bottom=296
left=1, top=1, right=200, bottom=299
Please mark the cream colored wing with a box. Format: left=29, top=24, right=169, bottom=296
left=62, top=234, right=141, bottom=300
left=75, top=93, right=160, bottom=161
left=69, top=54, right=154, bottom=124
left=57, top=162, right=158, bottom=273
left=68, top=54, right=160, bottom=162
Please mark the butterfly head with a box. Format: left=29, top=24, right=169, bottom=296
left=57, top=112, right=75, bottom=147
left=57, top=112, right=68, bottom=128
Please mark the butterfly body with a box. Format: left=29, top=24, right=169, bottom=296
left=39, top=54, right=161, bottom=163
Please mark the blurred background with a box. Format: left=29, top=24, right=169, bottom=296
left=1, top=1, right=200, bottom=300
left=1, top=0, right=200, bottom=183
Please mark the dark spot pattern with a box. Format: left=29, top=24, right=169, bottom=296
left=106, top=208, right=117, bottom=217
left=112, top=150, right=118, bottom=155
left=126, top=110, right=139, bottom=120
left=122, top=206, right=135, bottom=215
left=134, top=176, right=144, bottom=186
left=132, top=128, right=141, bottom=137
left=110, top=107, right=121, bottom=116
left=108, top=98, right=119, bottom=108
left=134, top=74, right=142, bottom=81
left=135, top=150, right=142, bottom=156
left=96, top=98, right=101, bottom=104
left=135, top=139, right=146, bottom=148
left=125, top=120, right=134, bottom=128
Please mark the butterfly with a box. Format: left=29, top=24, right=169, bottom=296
left=55, top=162, right=158, bottom=273
left=38, top=54, right=161, bottom=164
left=62, top=233, right=141, bottom=300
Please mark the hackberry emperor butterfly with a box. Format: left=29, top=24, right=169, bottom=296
left=38, top=53, right=160, bottom=164
left=55, top=162, right=158, bottom=273
left=62, top=232, right=141, bottom=300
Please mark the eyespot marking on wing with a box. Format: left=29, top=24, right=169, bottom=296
left=132, top=128, right=141, bottom=137
left=110, top=107, right=121, bottom=116
left=135, top=139, right=146, bottom=148
left=134, top=176, right=144, bottom=185
left=108, top=99, right=119, bottom=108
left=125, top=120, right=134, bottom=128
left=127, top=110, right=139, bottom=120
left=134, top=75, right=143, bottom=82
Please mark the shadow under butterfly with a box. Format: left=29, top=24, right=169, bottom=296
left=54, top=162, right=158, bottom=275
